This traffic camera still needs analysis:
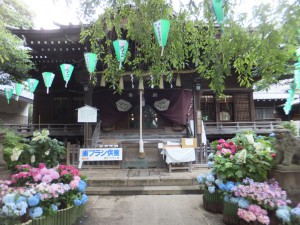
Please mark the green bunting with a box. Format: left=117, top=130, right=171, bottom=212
left=113, top=40, right=129, bottom=70
left=153, top=19, right=170, bottom=56
left=60, top=64, right=74, bottom=88
left=42, top=72, right=55, bottom=94
left=4, top=87, right=13, bottom=104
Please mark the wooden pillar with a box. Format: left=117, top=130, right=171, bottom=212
left=84, top=86, right=93, bottom=147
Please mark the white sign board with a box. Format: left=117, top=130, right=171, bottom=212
left=77, top=105, right=98, bottom=123
left=78, top=148, right=123, bottom=169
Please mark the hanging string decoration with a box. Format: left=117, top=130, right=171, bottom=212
left=113, top=40, right=129, bottom=70
left=4, top=87, right=13, bottom=104
left=84, top=52, right=98, bottom=80
left=42, top=72, right=55, bottom=94
left=27, top=78, right=39, bottom=93
left=60, top=64, right=74, bottom=88
left=153, top=19, right=170, bottom=56
left=14, top=83, right=24, bottom=101
left=284, top=47, right=300, bottom=115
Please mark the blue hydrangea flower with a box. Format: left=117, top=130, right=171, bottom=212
left=257, top=135, right=262, bottom=139
left=197, top=175, right=204, bottom=183
left=208, top=153, right=214, bottom=160
left=225, top=181, right=235, bottom=192
left=51, top=204, right=58, bottom=211
left=81, top=194, right=88, bottom=205
left=2, top=193, right=16, bottom=204
left=291, top=207, right=300, bottom=216
left=16, top=196, right=27, bottom=204
left=207, top=161, right=214, bottom=168
left=74, top=198, right=82, bottom=206
left=16, top=201, right=28, bottom=216
left=218, top=182, right=226, bottom=191
left=238, top=198, right=250, bottom=209
left=208, top=186, right=216, bottom=194
left=214, top=179, right=222, bottom=185
left=229, top=197, right=240, bottom=204
left=28, top=194, right=40, bottom=207
left=29, top=207, right=43, bottom=219
left=206, top=173, right=215, bottom=182
left=276, top=208, right=290, bottom=223
left=2, top=203, right=17, bottom=216
left=224, top=195, right=230, bottom=202
left=77, top=180, right=87, bottom=192
left=269, top=133, right=275, bottom=137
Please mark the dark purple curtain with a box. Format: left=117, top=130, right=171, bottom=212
left=93, top=89, right=193, bottom=126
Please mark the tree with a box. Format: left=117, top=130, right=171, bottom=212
left=0, top=0, right=34, bottom=84
left=58, top=0, right=300, bottom=94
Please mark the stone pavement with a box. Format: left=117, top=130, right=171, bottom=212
left=76, top=195, right=224, bottom=225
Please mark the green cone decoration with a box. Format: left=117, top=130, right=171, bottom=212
left=60, top=64, right=74, bottom=88
left=27, top=78, right=39, bottom=93
left=113, top=40, right=129, bottom=70
left=4, top=87, right=13, bottom=104
left=42, top=72, right=55, bottom=94
left=153, top=19, right=170, bottom=56
left=14, top=83, right=24, bottom=101
left=212, top=0, right=224, bottom=25
left=84, top=53, right=97, bottom=80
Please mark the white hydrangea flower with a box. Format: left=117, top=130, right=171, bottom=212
left=31, top=155, right=36, bottom=163
left=236, top=149, right=247, bottom=164
left=245, top=134, right=255, bottom=144
left=10, top=147, right=23, bottom=161
left=45, top=150, right=50, bottom=155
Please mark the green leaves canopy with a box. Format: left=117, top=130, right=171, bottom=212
left=77, top=0, right=299, bottom=94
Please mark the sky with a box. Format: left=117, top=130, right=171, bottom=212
left=22, top=0, right=273, bottom=29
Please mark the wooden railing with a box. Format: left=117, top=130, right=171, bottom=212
left=1, top=124, right=84, bottom=136
left=2, top=120, right=281, bottom=137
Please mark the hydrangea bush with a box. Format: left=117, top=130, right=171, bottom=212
left=0, top=164, right=88, bottom=224
left=211, top=131, right=276, bottom=182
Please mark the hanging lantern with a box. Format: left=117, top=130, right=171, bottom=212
left=212, top=0, right=224, bottom=25
left=159, top=77, right=164, bottom=89
left=42, top=72, right=55, bottom=94
left=294, top=70, right=300, bottom=89
left=4, top=87, right=13, bottom=104
left=138, top=77, right=144, bottom=90
left=175, top=74, right=181, bottom=87
left=84, top=53, right=97, bottom=80
left=153, top=19, right=170, bottom=56
left=27, top=78, right=39, bottom=93
left=14, top=83, right=24, bottom=101
left=60, top=64, right=74, bottom=88
left=113, top=40, right=129, bottom=70
left=119, top=76, right=124, bottom=90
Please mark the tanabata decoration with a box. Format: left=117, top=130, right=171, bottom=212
left=27, top=78, right=39, bottom=93
left=42, top=72, right=55, bottom=94
left=4, top=86, right=13, bottom=104
left=211, top=0, right=224, bottom=25
left=84, top=53, right=97, bottom=80
left=60, top=64, right=74, bottom=88
left=153, top=19, right=170, bottom=56
left=113, top=40, right=129, bottom=70
left=14, top=83, right=24, bottom=101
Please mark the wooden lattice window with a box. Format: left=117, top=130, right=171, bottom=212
left=235, top=94, right=251, bottom=121
left=219, top=95, right=233, bottom=121
left=201, top=95, right=215, bottom=121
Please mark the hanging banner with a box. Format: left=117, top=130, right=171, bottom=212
left=60, top=64, right=74, bottom=88
left=4, top=87, right=13, bottom=104
left=113, top=40, right=129, bottom=70
left=14, top=83, right=24, bottom=101
left=27, top=78, right=39, bottom=93
left=153, top=19, right=170, bottom=56
left=84, top=53, right=97, bottom=80
left=212, top=0, right=224, bottom=25
left=42, top=72, right=55, bottom=94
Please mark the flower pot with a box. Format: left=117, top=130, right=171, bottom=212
left=20, top=205, right=85, bottom=225
left=223, top=200, right=239, bottom=225
left=203, top=189, right=223, bottom=213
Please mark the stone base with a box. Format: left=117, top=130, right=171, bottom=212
left=272, top=169, right=300, bottom=206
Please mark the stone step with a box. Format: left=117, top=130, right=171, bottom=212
left=87, top=176, right=198, bottom=187
left=86, top=185, right=203, bottom=195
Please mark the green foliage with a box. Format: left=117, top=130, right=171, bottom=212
left=279, top=121, right=297, bottom=136
left=76, top=0, right=300, bottom=95
left=3, top=129, right=66, bottom=169
left=0, top=0, right=34, bottom=84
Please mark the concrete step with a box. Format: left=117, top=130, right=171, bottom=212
left=87, top=176, right=198, bottom=187
left=86, top=185, right=203, bottom=195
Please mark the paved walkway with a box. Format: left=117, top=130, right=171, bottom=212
left=76, top=195, right=224, bottom=225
